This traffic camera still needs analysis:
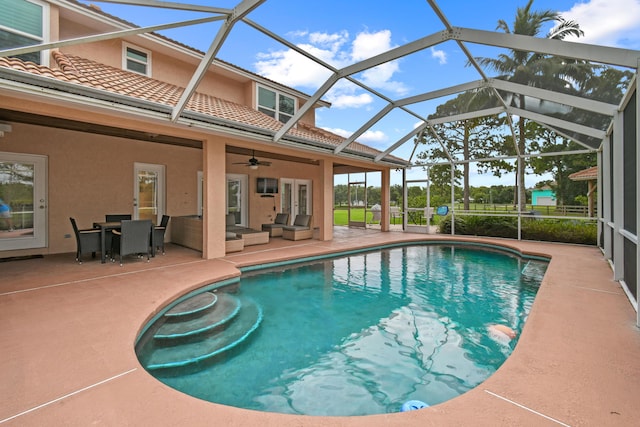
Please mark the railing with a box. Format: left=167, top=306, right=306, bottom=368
left=452, top=203, right=597, bottom=217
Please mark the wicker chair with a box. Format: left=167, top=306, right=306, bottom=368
left=152, top=215, right=170, bottom=255
left=261, top=213, right=289, bottom=237
left=70, top=217, right=101, bottom=264
left=110, top=219, right=152, bottom=266
left=282, top=214, right=313, bottom=241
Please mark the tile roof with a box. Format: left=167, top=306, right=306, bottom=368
left=0, top=52, right=403, bottom=163
left=569, top=166, right=598, bottom=181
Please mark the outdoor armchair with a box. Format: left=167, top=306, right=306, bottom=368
left=153, top=215, right=170, bottom=255
left=261, top=213, right=289, bottom=237
left=282, top=214, right=313, bottom=241
left=111, top=219, right=152, bottom=266
left=70, top=217, right=101, bottom=264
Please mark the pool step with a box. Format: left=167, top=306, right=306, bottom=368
left=154, top=293, right=241, bottom=342
left=143, top=295, right=262, bottom=371
left=164, top=291, right=218, bottom=319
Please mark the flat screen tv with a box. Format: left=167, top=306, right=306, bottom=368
left=256, top=177, right=278, bottom=194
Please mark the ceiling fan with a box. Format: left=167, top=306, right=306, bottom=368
left=233, top=150, right=271, bottom=170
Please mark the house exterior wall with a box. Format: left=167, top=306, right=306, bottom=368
left=0, top=121, right=203, bottom=257
left=0, top=0, right=395, bottom=260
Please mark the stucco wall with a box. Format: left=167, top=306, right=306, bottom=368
left=1, top=122, right=202, bottom=256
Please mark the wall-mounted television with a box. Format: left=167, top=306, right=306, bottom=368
left=256, top=177, right=278, bottom=194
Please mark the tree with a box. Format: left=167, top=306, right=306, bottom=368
left=528, top=123, right=596, bottom=205
left=390, top=184, right=403, bottom=206
left=333, top=184, right=348, bottom=206
left=416, top=91, right=503, bottom=210
left=475, top=0, right=585, bottom=211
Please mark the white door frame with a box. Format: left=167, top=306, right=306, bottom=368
left=281, top=178, right=312, bottom=223
left=0, top=151, right=47, bottom=251
left=133, top=162, right=165, bottom=224
left=226, top=173, right=248, bottom=226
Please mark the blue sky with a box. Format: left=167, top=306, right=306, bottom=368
left=85, top=0, right=640, bottom=187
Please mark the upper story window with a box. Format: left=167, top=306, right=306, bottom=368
left=257, top=85, right=296, bottom=124
left=0, top=0, right=48, bottom=65
left=123, top=43, right=151, bottom=76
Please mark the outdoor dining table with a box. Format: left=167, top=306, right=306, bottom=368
left=92, top=221, right=121, bottom=263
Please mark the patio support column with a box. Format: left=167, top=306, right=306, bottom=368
left=202, top=138, right=226, bottom=259
left=318, top=158, right=333, bottom=241
left=380, top=168, right=390, bottom=231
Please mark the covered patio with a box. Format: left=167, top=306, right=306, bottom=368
left=1, top=229, right=639, bottom=426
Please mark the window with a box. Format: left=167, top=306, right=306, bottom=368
left=123, top=43, right=151, bottom=76
left=257, top=85, right=296, bottom=124
left=0, top=0, right=48, bottom=65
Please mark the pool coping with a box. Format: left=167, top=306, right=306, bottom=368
left=1, top=232, right=639, bottom=426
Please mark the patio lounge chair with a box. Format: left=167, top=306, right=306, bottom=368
left=111, top=219, right=152, bottom=266
left=70, top=217, right=101, bottom=264
left=225, top=213, right=269, bottom=245
left=282, top=214, right=313, bottom=241
left=225, top=231, right=244, bottom=253
left=261, top=213, right=289, bottom=237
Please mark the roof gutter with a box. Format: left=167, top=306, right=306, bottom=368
left=0, top=68, right=405, bottom=167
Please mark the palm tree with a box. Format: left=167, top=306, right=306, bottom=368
left=476, top=0, right=585, bottom=210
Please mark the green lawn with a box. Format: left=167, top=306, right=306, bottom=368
left=334, top=208, right=370, bottom=225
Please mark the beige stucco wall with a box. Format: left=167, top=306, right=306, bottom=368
left=0, top=122, right=203, bottom=257
left=226, top=152, right=325, bottom=232
left=55, top=18, right=318, bottom=126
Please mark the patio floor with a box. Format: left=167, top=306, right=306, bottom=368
left=1, top=227, right=639, bottom=426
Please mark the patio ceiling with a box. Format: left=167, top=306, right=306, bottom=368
left=3, top=0, right=639, bottom=168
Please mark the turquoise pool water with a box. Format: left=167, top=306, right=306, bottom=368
left=137, top=243, right=547, bottom=416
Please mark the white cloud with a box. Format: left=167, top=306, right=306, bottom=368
left=253, top=28, right=408, bottom=109
left=430, top=47, right=447, bottom=65
left=321, top=127, right=351, bottom=138
left=321, top=127, right=388, bottom=146
left=359, top=129, right=387, bottom=144
left=325, top=92, right=374, bottom=109
left=561, top=0, right=640, bottom=48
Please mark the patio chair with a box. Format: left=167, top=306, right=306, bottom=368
left=282, top=214, right=313, bottom=241
left=110, top=219, right=152, bottom=266
left=261, top=213, right=289, bottom=237
left=102, top=214, right=132, bottom=255
left=69, top=217, right=101, bottom=264
left=153, top=215, right=171, bottom=255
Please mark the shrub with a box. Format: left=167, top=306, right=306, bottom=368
left=438, top=215, right=596, bottom=245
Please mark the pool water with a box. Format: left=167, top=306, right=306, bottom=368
left=138, top=244, right=546, bottom=416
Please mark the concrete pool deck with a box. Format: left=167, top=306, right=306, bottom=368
left=1, top=228, right=639, bottom=426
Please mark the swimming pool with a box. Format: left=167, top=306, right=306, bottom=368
left=136, top=243, right=547, bottom=416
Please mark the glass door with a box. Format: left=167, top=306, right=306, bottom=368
left=226, top=174, right=248, bottom=226
left=134, top=163, right=165, bottom=224
left=281, top=178, right=312, bottom=223
left=0, top=152, right=47, bottom=251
